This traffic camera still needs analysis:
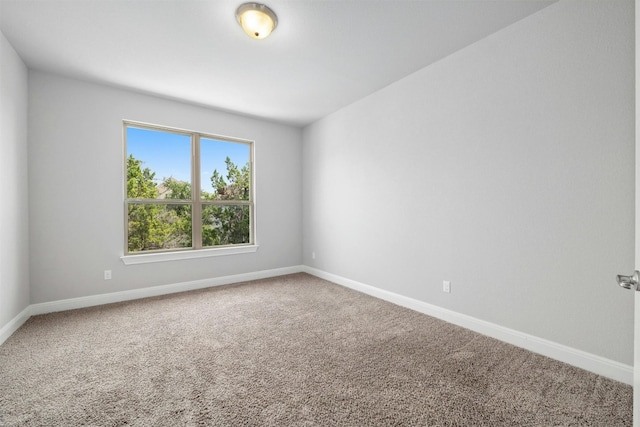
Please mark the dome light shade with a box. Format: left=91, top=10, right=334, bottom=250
left=236, top=3, right=278, bottom=40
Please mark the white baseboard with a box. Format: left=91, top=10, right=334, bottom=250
left=0, top=305, right=32, bottom=346
left=1, top=265, right=304, bottom=346
left=302, top=266, right=633, bottom=386
left=30, top=265, right=304, bottom=316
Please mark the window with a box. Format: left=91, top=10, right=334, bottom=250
left=123, top=121, right=254, bottom=259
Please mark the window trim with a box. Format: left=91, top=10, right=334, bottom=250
left=122, top=120, right=256, bottom=260
left=120, top=244, right=259, bottom=265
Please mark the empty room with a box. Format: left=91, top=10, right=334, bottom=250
left=0, top=0, right=637, bottom=425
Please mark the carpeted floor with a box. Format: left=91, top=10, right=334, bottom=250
left=0, top=273, right=633, bottom=426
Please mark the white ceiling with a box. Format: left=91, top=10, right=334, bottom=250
left=0, top=0, right=556, bottom=127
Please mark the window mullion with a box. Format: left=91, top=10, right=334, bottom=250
left=192, top=134, right=202, bottom=249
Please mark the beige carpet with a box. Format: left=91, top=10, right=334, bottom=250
left=0, top=273, right=632, bottom=426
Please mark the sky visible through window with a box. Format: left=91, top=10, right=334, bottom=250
left=126, top=126, right=250, bottom=194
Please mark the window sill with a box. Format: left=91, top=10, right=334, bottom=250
left=120, top=245, right=259, bottom=265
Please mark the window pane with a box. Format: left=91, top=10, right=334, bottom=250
left=127, top=204, right=192, bottom=252
left=126, top=127, right=192, bottom=200
left=200, top=138, right=250, bottom=200
left=202, top=205, right=250, bottom=247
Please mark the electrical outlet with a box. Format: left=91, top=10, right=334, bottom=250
left=104, top=270, right=112, bottom=280
left=443, top=280, right=451, bottom=293
left=312, top=251, right=316, bottom=260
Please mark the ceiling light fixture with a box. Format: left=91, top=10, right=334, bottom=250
left=236, top=3, right=278, bottom=40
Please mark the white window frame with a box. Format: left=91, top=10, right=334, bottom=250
left=120, top=121, right=257, bottom=265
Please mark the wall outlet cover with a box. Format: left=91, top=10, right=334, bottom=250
left=443, top=280, right=451, bottom=293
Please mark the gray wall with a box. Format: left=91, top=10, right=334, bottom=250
left=302, top=0, right=635, bottom=364
left=0, top=31, right=30, bottom=326
left=28, top=72, right=302, bottom=303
